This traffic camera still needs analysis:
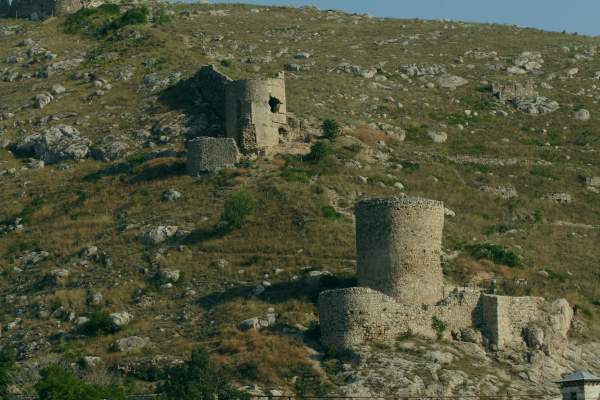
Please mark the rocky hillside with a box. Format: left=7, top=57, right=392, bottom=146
left=0, top=2, right=600, bottom=396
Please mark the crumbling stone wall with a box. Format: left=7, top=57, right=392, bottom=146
left=319, top=288, right=571, bottom=350
left=318, top=195, right=573, bottom=351
left=355, top=197, right=445, bottom=305
left=480, top=294, right=572, bottom=349
left=492, top=81, right=537, bottom=102
left=186, top=136, right=240, bottom=175
left=192, top=65, right=288, bottom=154
left=225, top=73, right=287, bottom=154
left=318, top=287, right=482, bottom=348
left=1, top=0, right=82, bottom=19
left=193, top=65, right=233, bottom=120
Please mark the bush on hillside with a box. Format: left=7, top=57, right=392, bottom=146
left=78, top=310, right=118, bottom=336
left=0, top=348, right=16, bottom=397
left=158, top=348, right=249, bottom=400
left=306, top=140, right=333, bottom=163
left=322, top=119, right=341, bottom=140
left=220, top=189, right=256, bottom=230
left=464, top=243, right=522, bottom=267
left=63, top=4, right=121, bottom=34
left=36, top=366, right=124, bottom=400
left=100, top=7, right=149, bottom=35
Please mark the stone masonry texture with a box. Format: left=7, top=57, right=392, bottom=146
left=193, top=65, right=287, bottom=154
left=356, top=197, right=445, bottom=305
left=186, top=136, right=240, bottom=175
left=318, top=196, right=573, bottom=351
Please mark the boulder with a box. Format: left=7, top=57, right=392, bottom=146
left=157, top=268, right=181, bottom=283
left=162, top=189, right=182, bottom=202
left=524, top=325, right=545, bottom=349
left=428, top=130, right=448, bottom=144
left=81, top=356, right=104, bottom=369
left=16, top=125, right=90, bottom=164
left=140, top=226, right=179, bottom=245
left=113, top=336, right=150, bottom=353
left=437, top=74, right=468, bottom=89
left=34, top=93, right=53, bottom=109
left=90, top=140, right=130, bottom=161
left=574, top=109, right=590, bottom=121
left=110, top=311, right=133, bottom=327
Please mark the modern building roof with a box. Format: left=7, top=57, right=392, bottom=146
left=556, top=371, right=600, bottom=384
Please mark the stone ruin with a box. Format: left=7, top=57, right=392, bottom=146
left=318, top=197, right=573, bottom=351
left=0, top=0, right=82, bottom=19
left=192, top=65, right=291, bottom=155
left=186, top=136, right=240, bottom=175
left=492, top=81, right=537, bottom=102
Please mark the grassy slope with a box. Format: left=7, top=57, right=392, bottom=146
left=0, top=2, right=599, bottom=394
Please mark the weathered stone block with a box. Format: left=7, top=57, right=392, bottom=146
left=186, top=136, right=240, bottom=174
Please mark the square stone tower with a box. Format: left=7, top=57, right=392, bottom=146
left=557, top=372, right=600, bottom=400
left=224, top=73, right=287, bottom=154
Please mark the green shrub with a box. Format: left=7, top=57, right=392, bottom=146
left=0, top=348, right=16, bottom=396
left=158, top=348, right=249, bottom=400
left=322, top=119, right=341, bottom=140
left=321, top=206, right=342, bottom=221
left=78, top=311, right=118, bottom=336
left=221, top=189, right=256, bottom=230
left=306, top=141, right=333, bottom=163
left=220, top=59, right=234, bottom=68
left=36, top=366, right=124, bottom=400
left=464, top=243, right=522, bottom=267
left=100, top=6, right=148, bottom=35
left=431, top=316, right=447, bottom=340
left=237, top=361, right=259, bottom=380
left=280, top=167, right=311, bottom=183
left=153, top=10, right=171, bottom=25
left=63, top=4, right=121, bottom=34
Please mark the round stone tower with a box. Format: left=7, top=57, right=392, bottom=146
left=355, top=197, right=445, bottom=305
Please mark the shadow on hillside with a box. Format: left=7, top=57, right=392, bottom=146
left=158, top=77, right=199, bottom=115
left=129, top=159, right=186, bottom=183
left=83, top=157, right=187, bottom=183
left=198, top=275, right=356, bottom=309
left=179, top=225, right=229, bottom=245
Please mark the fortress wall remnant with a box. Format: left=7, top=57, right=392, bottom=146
left=480, top=294, right=546, bottom=349
left=355, top=197, right=445, bottom=305
left=186, top=136, right=240, bottom=175
left=492, top=81, right=537, bottom=102
left=318, top=287, right=482, bottom=349
left=319, top=288, right=572, bottom=350
left=194, top=65, right=233, bottom=119
left=225, top=73, right=287, bottom=154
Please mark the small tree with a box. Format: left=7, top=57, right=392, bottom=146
left=36, top=366, right=124, bottom=400
left=158, top=348, right=249, bottom=400
left=322, top=119, right=341, bottom=140
left=221, top=189, right=256, bottom=230
left=431, top=316, right=447, bottom=340
left=78, top=310, right=118, bottom=336
left=306, top=140, right=333, bottom=163
left=0, top=348, right=16, bottom=396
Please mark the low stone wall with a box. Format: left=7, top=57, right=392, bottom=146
left=186, top=137, right=240, bottom=175
left=319, top=287, right=482, bottom=348
left=319, top=288, right=572, bottom=350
